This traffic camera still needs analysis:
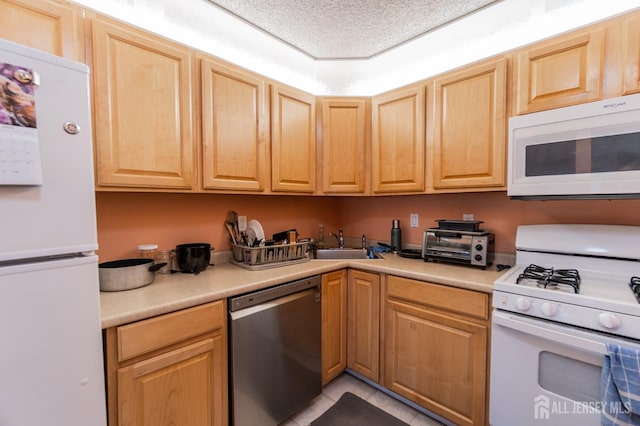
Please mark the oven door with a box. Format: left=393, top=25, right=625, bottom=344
left=490, top=310, right=640, bottom=426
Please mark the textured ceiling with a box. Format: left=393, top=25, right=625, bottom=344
left=207, top=0, right=500, bottom=59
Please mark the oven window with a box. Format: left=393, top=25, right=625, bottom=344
left=525, top=131, right=640, bottom=176
left=538, top=351, right=601, bottom=403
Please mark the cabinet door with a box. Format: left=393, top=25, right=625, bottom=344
left=201, top=59, right=267, bottom=191
left=320, top=98, right=367, bottom=194
left=623, top=14, right=640, bottom=95
left=347, top=270, right=379, bottom=382
left=118, top=336, right=226, bottom=426
left=372, top=86, right=425, bottom=193
left=432, top=58, right=507, bottom=189
left=271, top=84, right=316, bottom=193
left=515, top=29, right=604, bottom=114
left=0, top=0, right=80, bottom=60
left=321, top=270, right=347, bottom=384
left=384, top=299, right=487, bottom=426
left=90, top=17, right=195, bottom=190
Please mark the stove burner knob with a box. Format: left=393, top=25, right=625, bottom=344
left=515, top=297, right=531, bottom=311
left=598, top=312, right=621, bottom=330
left=540, top=302, right=558, bottom=317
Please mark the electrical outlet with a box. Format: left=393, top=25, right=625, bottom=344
left=238, top=215, right=247, bottom=231
left=463, top=213, right=474, bottom=221
left=410, top=213, right=419, bottom=228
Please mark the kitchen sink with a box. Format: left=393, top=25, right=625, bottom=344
left=313, top=248, right=381, bottom=260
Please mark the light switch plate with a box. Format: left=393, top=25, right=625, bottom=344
left=463, top=213, right=474, bottom=221
left=410, top=213, right=419, bottom=228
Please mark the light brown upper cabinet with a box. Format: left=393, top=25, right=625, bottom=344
left=372, top=86, right=425, bottom=193
left=271, top=84, right=316, bottom=193
left=623, top=14, right=640, bottom=95
left=431, top=57, right=507, bottom=190
left=0, top=0, right=81, bottom=60
left=515, top=29, right=604, bottom=114
left=201, top=59, right=267, bottom=191
left=319, top=98, right=368, bottom=194
left=89, top=15, right=195, bottom=190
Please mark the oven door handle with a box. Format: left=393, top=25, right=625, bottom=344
left=492, top=311, right=609, bottom=355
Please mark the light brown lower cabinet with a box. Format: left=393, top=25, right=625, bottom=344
left=321, top=269, right=347, bottom=384
left=347, top=269, right=380, bottom=382
left=102, top=271, right=490, bottom=426
left=104, top=300, right=227, bottom=426
left=383, top=275, right=489, bottom=426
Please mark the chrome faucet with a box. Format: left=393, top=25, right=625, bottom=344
left=328, top=227, right=344, bottom=248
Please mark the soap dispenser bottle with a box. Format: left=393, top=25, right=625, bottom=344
left=390, top=219, right=402, bottom=252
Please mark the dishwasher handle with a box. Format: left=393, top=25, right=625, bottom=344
left=229, top=275, right=321, bottom=312
left=229, top=287, right=320, bottom=321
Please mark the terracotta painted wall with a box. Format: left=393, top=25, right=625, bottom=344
left=336, top=192, right=640, bottom=254
left=96, top=191, right=640, bottom=261
left=95, top=192, right=341, bottom=261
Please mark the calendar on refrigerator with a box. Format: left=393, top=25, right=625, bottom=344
left=0, top=61, right=41, bottom=185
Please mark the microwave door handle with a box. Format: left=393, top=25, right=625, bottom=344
left=493, top=311, right=608, bottom=355
left=434, top=231, right=462, bottom=238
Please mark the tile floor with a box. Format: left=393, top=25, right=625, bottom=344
left=282, top=373, right=446, bottom=426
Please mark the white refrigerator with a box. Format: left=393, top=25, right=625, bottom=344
left=0, top=39, right=107, bottom=425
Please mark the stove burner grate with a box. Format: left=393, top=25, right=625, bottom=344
left=630, top=277, right=640, bottom=303
left=516, top=264, right=581, bottom=293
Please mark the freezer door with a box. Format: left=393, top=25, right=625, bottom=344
left=0, top=255, right=106, bottom=426
left=0, top=40, right=97, bottom=261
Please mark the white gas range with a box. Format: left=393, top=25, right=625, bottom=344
left=490, top=224, right=640, bottom=426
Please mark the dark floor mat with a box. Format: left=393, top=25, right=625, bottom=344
left=310, top=392, right=409, bottom=426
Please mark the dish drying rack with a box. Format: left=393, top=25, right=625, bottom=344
left=229, top=241, right=311, bottom=270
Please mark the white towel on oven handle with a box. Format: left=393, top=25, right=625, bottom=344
left=601, top=343, right=640, bottom=426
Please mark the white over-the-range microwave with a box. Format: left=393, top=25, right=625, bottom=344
left=508, top=92, right=640, bottom=199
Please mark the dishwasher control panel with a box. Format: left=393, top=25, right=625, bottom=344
left=229, top=275, right=321, bottom=311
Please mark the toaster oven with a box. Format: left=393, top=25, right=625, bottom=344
left=422, top=228, right=494, bottom=269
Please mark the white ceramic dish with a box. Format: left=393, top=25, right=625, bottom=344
left=248, top=219, right=265, bottom=244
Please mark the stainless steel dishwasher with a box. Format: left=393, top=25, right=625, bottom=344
left=229, top=275, right=322, bottom=426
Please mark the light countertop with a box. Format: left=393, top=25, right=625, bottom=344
left=100, top=253, right=508, bottom=329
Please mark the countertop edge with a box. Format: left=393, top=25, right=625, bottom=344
left=100, top=255, right=505, bottom=329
